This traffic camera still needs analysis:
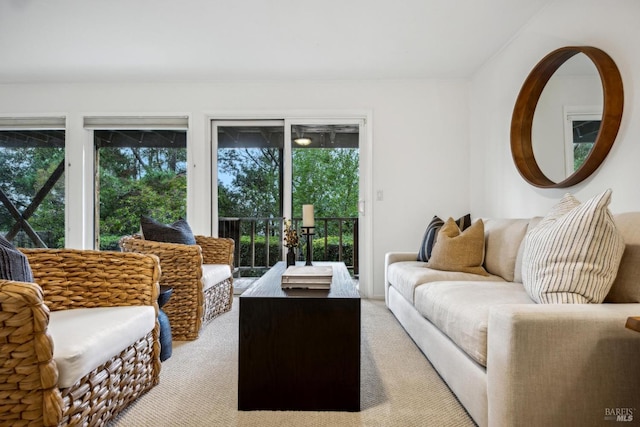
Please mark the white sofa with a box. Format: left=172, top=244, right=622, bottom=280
left=385, top=213, right=640, bottom=427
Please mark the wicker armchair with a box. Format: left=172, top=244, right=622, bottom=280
left=119, top=235, right=234, bottom=341
left=0, top=249, right=161, bottom=427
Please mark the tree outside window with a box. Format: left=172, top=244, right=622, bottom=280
left=0, top=130, right=65, bottom=248
left=95, top=130, right=187, bottom=250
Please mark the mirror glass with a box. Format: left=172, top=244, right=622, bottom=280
left=531, top=53, right=602, bottom=183
left=511, top=46, right=623, bottom=188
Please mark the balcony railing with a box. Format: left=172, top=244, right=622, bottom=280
left=219, top=217, right=358, bottom=277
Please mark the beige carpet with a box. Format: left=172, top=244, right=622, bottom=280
left=110, top=298, right=476, bottom=427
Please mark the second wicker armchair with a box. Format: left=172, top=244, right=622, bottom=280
left=120, top=234, right=234, bottom=341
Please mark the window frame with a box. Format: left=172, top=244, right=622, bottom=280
left=0, top=116, right=66, bottom=248
left=84, top=116, right=189, bottom=249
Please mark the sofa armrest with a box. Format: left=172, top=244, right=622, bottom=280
left=384, top=252, right=418, bottom=306
left=0, top=280, right=63, bottom=426
left=487, top=304, right=640, bottom=426
left=196, top=236, right=234, bottom=268
left=385, top=252, right=419, bottom=266
left=21, top=248, right=160, bottom=312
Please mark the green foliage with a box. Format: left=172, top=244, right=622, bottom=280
left=238, top=235, right=283, bottom=268
left=237, top=234, right=355, bottom=272
left=0, top=145, right=65, bottom=248
left=574, top=142, right=594, bottom=171
left=98, top=148, right=187, bottom=250
left=1, top=128, right=357, bottom=264
left=311, top=235, right=355, bottom=263
left=292, top=148, right=359, bottom=218
left=219, top=144, right=359, bottom=269
left=1, top=131, right=188, bottom=250
left=100, top=234, right=124, bottom=251
left=218, top=147, right=281, bottom=217
left=218, top=146, right=359, bottom=219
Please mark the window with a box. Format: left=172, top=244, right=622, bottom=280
left=564, top=111, right=601, bottom=175
left=87, top=117, right=188, bottom=250
left=0, top=118, right=65, bottom=247
left=571, top=119, right=600, bottom=170
left=94, top=129, right=187, bottom=249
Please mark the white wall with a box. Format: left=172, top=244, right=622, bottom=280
left=0, top=79, right=470, bottom=298
left=470, top=0, right=640, bottom=217
left=7, top=0, right=636, bottom=298
left=532, top=72, right=601, bottom=182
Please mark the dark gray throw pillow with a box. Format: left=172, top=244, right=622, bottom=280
left=0, top=235, right=34, bottom=282
left=140, top=216, right=196, bottom=245
left=417, top=214, right=471, bottom=262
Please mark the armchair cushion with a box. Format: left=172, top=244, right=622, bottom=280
left=202, top=264, right=232, bottom=292
left=141, top=215, right=196, bottom=245
left=0, top=235, right=33, bottom=282
left=48, top=305, right=156, bottom=388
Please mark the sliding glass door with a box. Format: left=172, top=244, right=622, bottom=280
left=290, top=124, right=359, bottom=275
left=214, top=121, right=285, bottom=276
left=212, top=119, right=361, bottom=278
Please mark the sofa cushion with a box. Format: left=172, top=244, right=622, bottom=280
left=513, top=217, right=542, bottom=283
left=0, top=235, right=33, bottom=282
left=483, top=218, right=529, bottom=282
left=606, top=212, right=640, bottom=302
left=522, top=189, right=625, bottom=304
left=202, top=264, right=232, bottom=292
left=387, top=261, right=503, bottom=303
left=417, top=214, right=471, bottom=262
left=48, top=306, right=156, bottom=388
left=414, top=281, right=535, bottom=366
left=141, top=215, right=196, bottom=245
left=427, top=218, right=489, bottom=276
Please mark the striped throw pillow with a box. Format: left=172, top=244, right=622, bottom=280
left=417, top=214, right=471, bottom=262
left=522, top=189, right=625, bottom=304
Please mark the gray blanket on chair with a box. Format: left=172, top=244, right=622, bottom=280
left=0, top=235, right=34, bottom=282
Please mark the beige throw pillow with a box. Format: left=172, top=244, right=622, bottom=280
left=522, top=189, right=625, bottom=304
left=427, top=218, right=489, bottom=276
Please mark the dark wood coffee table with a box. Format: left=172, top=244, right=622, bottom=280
left=238, top=261, right=361, bottom=412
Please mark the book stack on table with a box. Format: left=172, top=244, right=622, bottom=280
left=281, top=265, right=333, bottom=289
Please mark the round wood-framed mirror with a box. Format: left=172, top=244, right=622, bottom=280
left=510, top=46, right=624, bottom=188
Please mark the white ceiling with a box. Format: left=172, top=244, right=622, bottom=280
left=0, top=0, right=552, bottom=84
